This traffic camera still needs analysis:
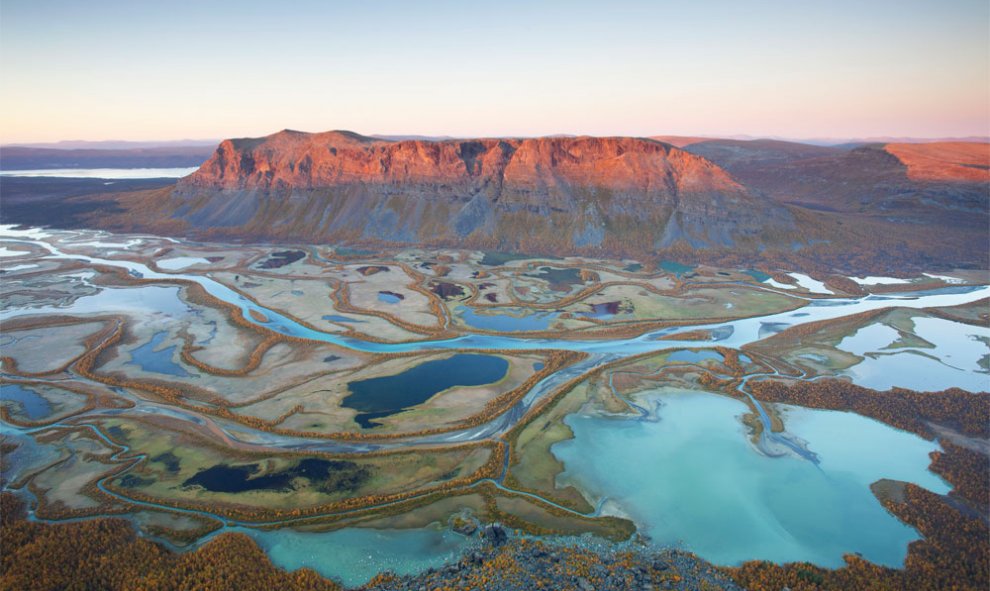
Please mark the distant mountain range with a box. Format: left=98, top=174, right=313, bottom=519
left=656, top=135, right=990, bottom=147
left=0, top=145, right=217, bottom=170
left=2, top=139, right=219, bottom=150
left=2, top=130, right=987, bottom=272
left=4, top=134, right=985, bottom=152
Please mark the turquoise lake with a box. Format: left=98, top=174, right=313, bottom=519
left=238, top=526, right=474, bottom=587
left=553, top=390, right=949, bottom=568
left=659, top=260, right=696, bottom=277
left=837, top=317, right=990, bottom=392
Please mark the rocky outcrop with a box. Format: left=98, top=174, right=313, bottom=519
left=181, top=130, right=742, bottom=195
left=167, top=130, right=794, bottom=255
left=481, top=522, right=508, bottom=546
left=358, top=538, right=743, bottom=591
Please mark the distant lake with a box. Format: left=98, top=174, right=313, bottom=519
left=0, top=167, right=198, bottom=179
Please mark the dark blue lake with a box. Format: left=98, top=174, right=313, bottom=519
left=1, top=384, right=53, bottom=420
left=130, top=331, right=193, bottom=377
left=183, top=458, right=369, bottom=493
left=343, top=354, right=509, bottom=428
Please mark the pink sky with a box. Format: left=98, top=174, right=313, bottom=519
left=1, top=1, right=987, bottom=143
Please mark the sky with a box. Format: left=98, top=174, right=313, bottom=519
left=1, top=0, right=987, bottom=143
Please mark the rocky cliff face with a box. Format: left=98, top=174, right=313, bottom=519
left=182, top=130, right=743, bottom=195
left=170, top=130, right=793, bottom=253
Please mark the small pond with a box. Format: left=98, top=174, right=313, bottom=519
left=183, top=458, right=369, bottom=493
left=322, top=314, right=366, bottom=324
left=1, top=384, right=53, bottom=420
left=342, top=354, right=509, bottom=428
left=377, top=291, right=404, bottom=304
left=667, top=349, right=723, bottom=364
left=130, top=331, right=193, bottom=377
left=459, top=307, right=559, bottom=332
left=660, top=260, right=695, bottom=277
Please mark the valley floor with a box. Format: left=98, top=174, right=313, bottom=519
left=0, top=224, right=987, bottom=590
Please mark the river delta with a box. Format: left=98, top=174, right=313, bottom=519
left=0, top=224, right=987, bottom=588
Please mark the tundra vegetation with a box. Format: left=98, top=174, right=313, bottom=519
left=0, top=227, right=987, bottom=590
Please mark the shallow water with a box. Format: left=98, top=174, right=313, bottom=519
left=322, top=314, right=365, bottom=323
left=130, top=331, right=194, bottom=378
left=0, top=384, right=53, bottom=420
left=554, top=391, right=948, bottom=568
left=2, top=226, right=989, bottom=581
left=763, top=277, right=797, bottom=290
left=924, top=273, right=966, bottom=285
left=0, top=425, right=62, bottom=483
left=837, top=317, right=990, bottom=391
left=851, top=276, right=911, bottom=286
left=458, top=307, right=559, bottom=332
left=238, top=526, right=475, bottom=587
left=0, top=246, right=29, bottom=258
left=667, top=349, right=722, bottom=364
left=156, top=256, right=209, bottom=270
left=377, top=291, right=403, bottom=304
left=660, top=260, right=695, bottom=277
left=788, top=272, right=833, bottom=294
left=1, top=263, right=38, bottom=272
left=4, top=228, right=987, bottom=359
left=1, top=284, right=192, bottom=321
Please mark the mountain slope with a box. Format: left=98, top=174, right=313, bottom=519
left=884, top=142, right=990, bottom=183
left=7, top=131, right=986, bottom=273
left=153, top=130, right=794, bottom=253
left=679, top=139, right=989, bottom=215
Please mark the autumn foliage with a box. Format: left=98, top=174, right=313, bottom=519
left=750, top=378, right=990, bottom=440
left=0, top=494, right=340, bottom=591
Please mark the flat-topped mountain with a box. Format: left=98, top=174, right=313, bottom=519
left=182, top=130, right=743, bottom=195
left=167, top=130, right=793, bottom=252
left=4, top=131, right=986, bottom=272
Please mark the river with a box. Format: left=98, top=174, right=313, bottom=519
left=1, top=225, right=987, bottom=586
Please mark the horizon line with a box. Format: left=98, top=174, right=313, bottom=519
left=4, top=130, right=989, bottom=149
